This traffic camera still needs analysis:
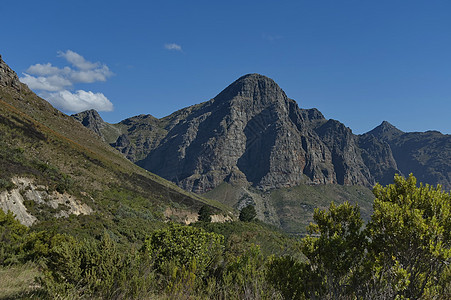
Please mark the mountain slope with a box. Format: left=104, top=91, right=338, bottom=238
left=0, top=55, right=230, bottom=237
left=83, top=74, right=374, bottom=193
left=77, top=74, right=450, bottom=192
left=360, top=121, right=450, bottom=189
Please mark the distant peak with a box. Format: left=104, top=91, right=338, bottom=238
left=72, top=109, right=102, bottom=119
left=71, top=109, right=104, bottom=125
left=232, top=73, right=280, bottom=88
left=380, top=120, right=394, bottom=127
left=378, top=121, right=402, bottom=131
left=0, top=54, right=22, bottom=91
left=215, top=73, right=288, bottom=105
left=236, top=73, right=272, bottom=81
left=366, top=120, right=403, bottom=140
left=85, top=109, right=101, bottom=115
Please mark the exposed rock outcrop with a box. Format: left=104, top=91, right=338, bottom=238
left=71, top=109, right=109, bottom=139
left=137, top=74, right=375, bottom=192
left=0, top=55, right=23, bottom=91
left=360, top=121, right=451, bottom=190
left=74, top=74, right=451, bottom=192
left=0, top=177, right=93, bottom=226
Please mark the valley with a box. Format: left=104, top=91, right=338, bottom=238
left=0, top=54, right=449, bottom=299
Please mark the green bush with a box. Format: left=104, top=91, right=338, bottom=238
left=0, top=208, right=29, bottom=265
left=267, top=174, right=451, bottom=299
left=145, top=223, right=224, bottom=295
left=239, top=204, right=257, bottom=222
left=40, top=231, right=155, bottom=299
left=0, top=178, right=16, bottom=192
left=365, top=174, right=451, bottom=299
left=267, top=256, right=308, bottom=300
left=220, top=244, right=280, bottom=299
left=198, top=205, right=213, bottom=223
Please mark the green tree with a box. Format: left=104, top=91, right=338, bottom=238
left=0, top=208, right=29, bottom=265
left=302, top=201, right=367, bottom=299
left=365, top=174, right=451, bottom=299
left=266, top=202, right=366, bottom=299
left=198, top=205, right=213, bottom=223
left=145, top=223, right=224, bottom=296
left=221, top=244, right=279, bottom=299
left=267, top=256, right=308, bottom=300
left=239, top=204, right=257, bottom=222
left=266, top=174, right=451, bottom=299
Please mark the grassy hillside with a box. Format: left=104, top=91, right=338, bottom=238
left=0, top=76, right=231, bottom=243
left=204, top=182, right=375, bottom=234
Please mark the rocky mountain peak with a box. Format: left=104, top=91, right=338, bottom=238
left=215, top=73, right=288, bottom=106
left=134, top=73, right=376, bottom=192
left=366, top=121, right=404, bottom=141
left=72, top=109, right=104, bottom=125
left=0, top=54, right=23, bottom=91
left=71, top=109, right=106, bottom=139
left=71, top=72, right=451, bottom=193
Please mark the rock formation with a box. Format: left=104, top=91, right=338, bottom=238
left=359, top=121, right=450, bottom=189
left=136, top=74, right=375, bottom=192
left=73, top=74, right=451, bottom=192
left=0, top=55, right=24, bottom=91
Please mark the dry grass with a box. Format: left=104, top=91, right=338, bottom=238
left=0, top=263, right=41, bottom=299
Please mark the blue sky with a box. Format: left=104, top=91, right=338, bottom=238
left=2, top=0, right=450, bottom=134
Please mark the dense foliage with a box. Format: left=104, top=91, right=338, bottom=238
left=0, top=174, right=449, bottom=299
left=198, top=204, right=213, bottom=222
left=239, top=204, right=257, bottom=222
left=267, top=174, right=451, bottom=299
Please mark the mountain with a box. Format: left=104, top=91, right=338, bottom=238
left=71, top=110, right=167, bottom=163
left=359, top=121, right=451, bottom=188
left=74, top=74, right=451, bottom=193
left=70, top=72, right=450, bottom=232
left=0, top=55, right=229, bottom=235
left=80, top=74, right=378, bottom=193
left=75, top=74, right=450, bottom=193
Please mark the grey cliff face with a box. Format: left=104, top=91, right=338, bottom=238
left=358, top=132, right=400, bottom=186
left=359, top=121, right=450, bottom=190
left=360, top=122, right=450, bottom=190
left=314, top=119, right=373, bottom=186
left=0, top=55, right=23, bottom=91
left=71, top=109, right=107, bottom=139
left=137, top=74, right=375, bottom=192
left=72, top=110, right=168, bottom=162
left=73, top=75, right=451, bottom=192
left=114, top=114, right=167, bottom=162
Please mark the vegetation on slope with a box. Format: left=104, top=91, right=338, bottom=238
left=1, top=174, right=449, bottom=299
left=204, top=182, right=375, bottom=235
left=0, top=79, right=231, bottom=243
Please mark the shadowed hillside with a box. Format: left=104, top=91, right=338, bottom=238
left=0, top=54, right=230, bottom=240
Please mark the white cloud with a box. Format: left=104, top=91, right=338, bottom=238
left=26, top=63, right=60, bottom=76
left=58, top=50, right=99, bottom=70
left=19, top=50, right=115, bottom=112
left=164, top=43, right=182, bottom=51
left=42, top=90, right=114, bottom=112
left=20, top=73, right=72, bottom=91
left=68, top=65, right=113, bottom=83
left=20, top=51, right=113, bottom=91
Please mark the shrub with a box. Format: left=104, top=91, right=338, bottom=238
left=239, top=204, right=257, bottom=222
left=198, top=205, right=213, bottom=223
left=365, top=174, right=451, bottom=299
left=0, top=208, right=29, bottom=265
left=145, top=223, right=224, bottom=296
left=40, top=231, right=155, bottom=299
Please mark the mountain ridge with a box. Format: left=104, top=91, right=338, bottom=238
left=0, top=54, right=230, bottom=230
left=73, top=73, right=450, bottom=192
